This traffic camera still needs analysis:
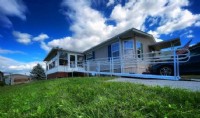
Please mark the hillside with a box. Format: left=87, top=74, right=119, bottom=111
left=0, top=77, right=199, bottom=117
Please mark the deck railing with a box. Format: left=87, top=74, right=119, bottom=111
left=82, top=49, right=190, bottom=80
left=46, top=49, right=190, bottom=80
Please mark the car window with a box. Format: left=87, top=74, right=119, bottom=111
left=190, top=46, right=200, bottom=56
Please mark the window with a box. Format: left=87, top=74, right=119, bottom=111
left=49, top=61, right=55, bottom=69
left=59, top=51, right=68, bottom=66
left=86, top=52, right=93, bottom=60
left=111, top=42, right=119, bottom=57
left=123, top=40, right=134, bottom=55
left=136, top=41, right=143, bottom=58
left=190, top=46, right=200, bottom=56
left=70, top=55, right=75, bottom=68
left=77, top=55, right=84, bottom=67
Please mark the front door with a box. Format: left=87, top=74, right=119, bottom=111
left=70, top=55, right=76, bottom=68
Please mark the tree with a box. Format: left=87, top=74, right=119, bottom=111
left=30, top=64, right=46, bottom=80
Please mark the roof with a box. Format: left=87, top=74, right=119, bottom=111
left=84, top=27, right=155, bottom=53
left=43, top=48, right=82, bottom=61
left=149, top=37, right=181, bottom=51
left=43, top=27, right=155, bottom=61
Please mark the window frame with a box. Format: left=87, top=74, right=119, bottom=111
left=111, top=42, right=119, bottom=58
left=123, top=39, right=134, bottom=55
left=59, top=51, right=68, bottom=66
left=136, top=40, right=143, bottom=59
left=77, top=55, right=84, bottom=67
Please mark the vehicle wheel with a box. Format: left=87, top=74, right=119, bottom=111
left=159, top=66, right=173, bottom=76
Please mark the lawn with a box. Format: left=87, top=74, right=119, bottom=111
left=0, top=77, right=200, bottom=118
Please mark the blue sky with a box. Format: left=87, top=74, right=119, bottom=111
left=0, top=0, right=200, bottom=74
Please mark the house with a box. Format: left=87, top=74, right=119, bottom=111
left=4, top=74, right=31, bottom=85
left=44, top=49, right=85, bottom=78
left=44, top=28, right=181, bottom=79
left=0, top=71, right=3, bottom=81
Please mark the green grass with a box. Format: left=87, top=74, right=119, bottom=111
left=0, top=77, right=200, bottom=118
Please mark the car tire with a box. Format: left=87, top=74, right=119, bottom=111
left=159, top=66, right=173, bottom=76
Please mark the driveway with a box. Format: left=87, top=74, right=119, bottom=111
left=108, top=78, right=200, bottom=92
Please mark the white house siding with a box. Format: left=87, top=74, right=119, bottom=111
left=95, top=45, right=109, bottom=59
left=84, top=35, right=155, bottom=74
left=46, top=51, right=85, bottom=75
left=134, top=36, right=155, bottom=73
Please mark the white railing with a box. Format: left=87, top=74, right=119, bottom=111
left=82, top=49, right=190, bottom=80
left=46, top=66, right=85, bottom=74
left=46, top=49, right=190, bottom=80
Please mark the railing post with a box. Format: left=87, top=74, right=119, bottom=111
left=176, top=54, right=180, bottom=80
left=86, top=61, right=90, bottom=77
left=112, top=57, right=114, bottom=74
left=98, top=61, right=100, bottom=72
left=121, top=56, right=123, bottom=73
left=173, top=49, right=177, bottom=80
left=109, top=57, right=112, bottom=76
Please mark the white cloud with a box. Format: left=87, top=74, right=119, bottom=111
left=0, top=55, right=45, bottom=74
left=0, top=48, right=25, bottom=54
left=13, top=31, right=32, bottom=45
left=13, top=31, right=50, bottom=52
left=40, top=41, right=51, bottom=52
left=46, top=0, right=200, bottom=52
left=155, top=38, right=163, bottom=42
left=156, top=10, right=199, bottom=34
left=148, top=30, right=163, bottom=42
left=148, top=30, right=160, bottom=38
left=187, top=34, right=194, bottom=38
left=0, top=0, right=27, bottom=28
left=195, top=21, right=200, bottom=27
left=107, top=0, right=114, bottom=6
left=33, top=33, right=49, bottom=42
left=180, top=30, right=194, bottom=39
left=49, top=0, right=114, bottom=51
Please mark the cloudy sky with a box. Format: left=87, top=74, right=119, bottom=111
left=0, top=0, right=200, bottom=74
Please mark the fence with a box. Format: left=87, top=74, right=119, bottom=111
left=80, top=49, right=190, bottom=80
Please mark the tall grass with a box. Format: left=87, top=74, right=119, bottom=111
left=0, top=77, right=199, bottom=118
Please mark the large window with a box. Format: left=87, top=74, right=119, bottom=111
left=70, top=55, right=75, bottom=68
left=123, top=40, right=134, bottom=55
left=49, top=61, right=55, bottom=69
left=59, top=51, right=68, bottom=66
left=136, top=41, right=143, bottom=58
left=111, top=42, right=119, bottom=57
left=77, top=55, right=84, bottom=67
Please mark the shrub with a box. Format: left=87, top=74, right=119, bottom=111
left=0, top=81, right=4, bottom=86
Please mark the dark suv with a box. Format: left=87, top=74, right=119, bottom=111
left=148, top=43, right=200, bottom=75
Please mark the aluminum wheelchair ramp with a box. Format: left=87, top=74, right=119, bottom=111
left=81, top=49, right=190, bottom=80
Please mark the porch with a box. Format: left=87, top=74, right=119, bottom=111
left=44, top=48, right=85, bottom=75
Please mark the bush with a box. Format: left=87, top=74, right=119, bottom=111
left=0, top=81, right=4, bottom=86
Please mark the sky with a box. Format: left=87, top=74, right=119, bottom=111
left=0, top=0, right=200, bottom=74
